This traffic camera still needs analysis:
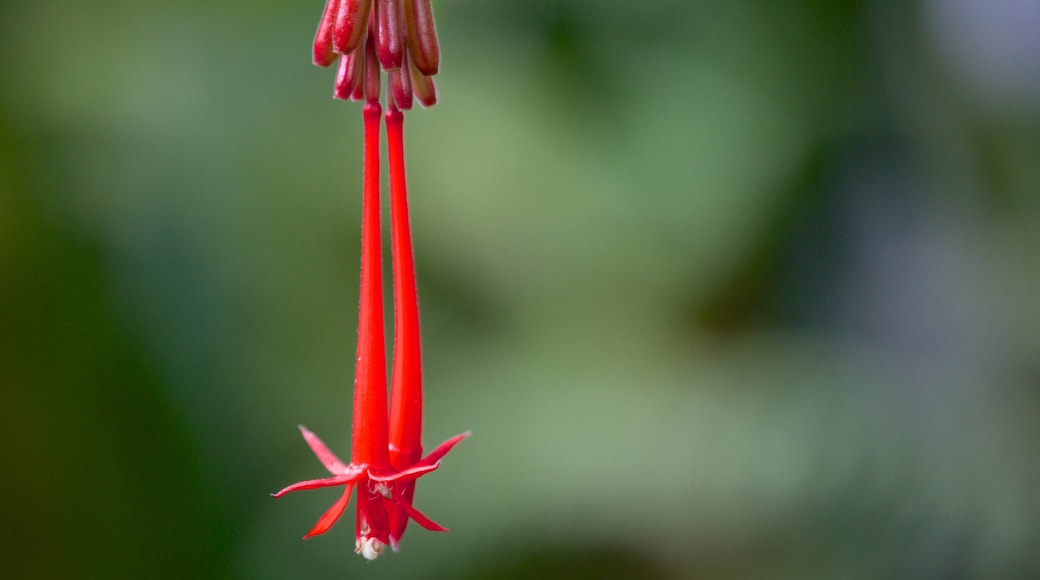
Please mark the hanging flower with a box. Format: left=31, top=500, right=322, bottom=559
left=274, top=0, right=467, bottom=560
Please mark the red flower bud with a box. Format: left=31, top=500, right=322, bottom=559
left=404, top=0, right=441, bottom=76
left=409, top=56, right=437, bottom=108
left=390, top=52, right=414, bottom=110
left=376, top=0, right=404, bottom=71
left=363, top=34, right=382, bottom=104
left=313, top=0, right=340, bottom=67
left=333, top=0, right=373, bottom=55
left=333, top=51, right=362, bottom=100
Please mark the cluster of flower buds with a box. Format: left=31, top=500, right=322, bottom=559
left=313, top=0, right=440, bottom=108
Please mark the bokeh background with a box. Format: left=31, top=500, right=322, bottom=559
left=2, top=0, right=1039, bottom=578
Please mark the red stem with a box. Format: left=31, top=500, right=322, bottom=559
left=353, top=102, right=389, bottom=468
left=387, top=106, right=423, bottom=468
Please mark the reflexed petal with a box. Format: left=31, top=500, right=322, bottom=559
left=400, top=499, right=447, bottom=532
left=304, top=482, right=355, bottom=538
left=272, top=472, right=361, bottom=497
left=369, top=461, right=439, bottom=483
left=420, top=431, right=470, bottom=465
left=298, top=425, right=349, bottom=474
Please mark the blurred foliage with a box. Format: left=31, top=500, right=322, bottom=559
left=2, top=0, right=1039, bottom=578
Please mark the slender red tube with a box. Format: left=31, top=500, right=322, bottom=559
left=387, top=106, right=423, bottom=468
left=386, top=105, right=423, bottom=543
left=352, top=102, right=389, bottom=468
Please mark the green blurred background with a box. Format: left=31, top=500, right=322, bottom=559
left=2, top=0, right=1039, bottom=578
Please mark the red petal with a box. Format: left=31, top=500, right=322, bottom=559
left=304, top=482, right=355, bottom=539
left=387, top=499, right=408, bottom=551
left=298, top=425, right=349, bottom=474
left=368, top=461, right=439, bottom=483
left=271, top=471, right=361, bottom=497
left=400, top=499, right=447, bottom=532
left=356, top=486, right=392, bottom=544
left=420, top=431, right=470, bottom=465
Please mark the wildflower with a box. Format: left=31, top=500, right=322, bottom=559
left=273, top=100, right=466, bottom=558
left=274, top=0, right=467, bottom=560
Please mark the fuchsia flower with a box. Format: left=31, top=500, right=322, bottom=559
left=273, top=0, right=467, bottom=560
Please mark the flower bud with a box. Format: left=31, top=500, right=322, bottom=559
left=334, top=51, right=363, bottom=100
left=363, top=35, right=381, bottom=104
left=351, top=69, right=365, bottom=101
left=376, top=0, right=404, bottom=71
left=313, top=0, right=340, bottom=67
left=333, top=0, right=373, bottom=55
left=405, top=0, right=440, bottom=76
left=409, top=56, right=437, bottom=108
left=391, top=52, right=414, bottom=110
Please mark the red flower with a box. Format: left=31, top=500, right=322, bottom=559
left=273, top=102, right=466, bottom=558
left=274, top=0, right=466, bottom=560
